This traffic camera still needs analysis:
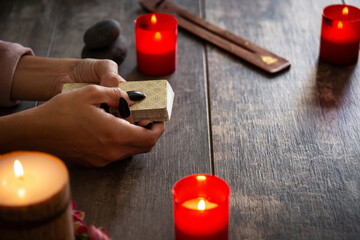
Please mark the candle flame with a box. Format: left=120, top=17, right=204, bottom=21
left=151, top=14, right=157, bottom=24
left=14, top=160, right=24, bottom=178
left=154, top=31, right=162, bottom=40
left=197, top=199, right=205, bottom=210
left=196, top=175, right=206, bottom=181
left=337, top=21, right=343, bottom=29
left=342, top=7, right=349, bottom=15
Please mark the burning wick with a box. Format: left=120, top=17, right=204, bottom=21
left=197, top=199, right=206, bottom=210
left=151, top=14, right=157, bottom=24
left=196, top=175, right=206, bottom=181
left=14, top=159, right=24, bottom=180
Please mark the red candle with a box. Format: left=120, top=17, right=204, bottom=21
left=172, top=174, right=230, bottom=240
left=135, top=13, right=178, bottom=76
left=319, top=4, right=360, bottom=65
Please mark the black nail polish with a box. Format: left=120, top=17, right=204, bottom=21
left=127, top=91, right=146, bottom=101
left=118, top=97, right=130, bottom=118
left=144, top=122, right=153, bottom=129
left=100, top=103, right=110, bottom=113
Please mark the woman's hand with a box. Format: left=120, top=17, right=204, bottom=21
left=59, top=58, right=125, bottom=87
left=11, top=56, right=124, bottom=101
left=5, top=55, right=165, bottom=167
left=0, top=85, right=165, bottom=167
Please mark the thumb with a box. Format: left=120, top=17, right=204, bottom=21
left=93, top=59, right=126, bottom=87
left=100, top=73, right=124, bottom=87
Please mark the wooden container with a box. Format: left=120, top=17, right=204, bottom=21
left=0, top=151, right=73, bottom=240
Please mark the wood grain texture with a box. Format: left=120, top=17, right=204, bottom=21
left=2, top=0, right=360, bottom=239
left=0, top=0, right=59, bottom=115
left=205, top=0, right=360, bottom=239
left=48, top=0, right=211, bottom=239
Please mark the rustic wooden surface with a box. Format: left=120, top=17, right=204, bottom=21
left=1, top=0, right=360, bottom=239
left=205, top=0, right=360, bottom=239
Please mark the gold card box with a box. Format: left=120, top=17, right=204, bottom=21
left=62, top=80, right=175, bottom=122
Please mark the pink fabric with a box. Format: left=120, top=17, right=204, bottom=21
left=0, top=40, right=34, bottom=107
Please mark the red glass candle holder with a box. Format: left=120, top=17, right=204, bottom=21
left=319, top=4, right=360, bottom=65
left=135, top=13, right=178, bottom=76
left=172, top=174, right=230, bottom=240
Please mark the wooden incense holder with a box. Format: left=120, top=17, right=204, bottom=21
left=140, top=0, right=291, bottom=74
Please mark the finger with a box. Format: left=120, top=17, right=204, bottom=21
left=100, top=103, right=110, bottom=113
left=71, top=59, right=115, bottom=84
left=120, top=121, right=165, bottom=148
left=100, top=72, right=124, bottom=87
left=98, top=90, right=145, bottom=109
left=62, top=85, right=137, bottom=124
left=117, top=97, right=134, bottom=124
left=137, top=120, right=153, bottom=129
left=86, top=87, right=134, bottom=123
left=76, top=85, right=132, bottom=106
left=95, top=59, right=126, bottom=86
left=150, top=122, right=165, bottom=139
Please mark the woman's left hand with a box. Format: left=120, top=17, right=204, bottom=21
left=12, top=56, right=124, bottom=101
left=59, top=58, right=125, bottom=88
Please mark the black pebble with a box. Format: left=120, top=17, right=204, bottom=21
left=81, top=35, right=128, bottom=64
left=84, top=19, right=121, bottom=49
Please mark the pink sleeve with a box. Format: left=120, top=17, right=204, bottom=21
left=0, top=40, right=34, bottom=107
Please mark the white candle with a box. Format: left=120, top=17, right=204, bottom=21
left=0, top=151, right=68, bottom=206
left=0, top=151, right=73, bottom=240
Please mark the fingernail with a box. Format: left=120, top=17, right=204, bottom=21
left=144, top=122, right=153, bottom=129
left=118, top=97, right=130, bottom=118
left=127, top=91, right=146, bottom=101
left=100, top=103, right=110, bottom=113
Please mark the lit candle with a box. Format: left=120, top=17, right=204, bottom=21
left=0, top=151, right=73, bottom=239
left=319, top=4, right=360, bottom=65
left=135, top=13, right=178, bottom=76
left=173, top=174, right=230, bottom=240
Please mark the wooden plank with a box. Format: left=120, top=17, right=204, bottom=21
left=206, top=0, right=360, bottom=239
left=0, top=0, right=59, bottom=115
left=50, top=0, right=211, bottom=239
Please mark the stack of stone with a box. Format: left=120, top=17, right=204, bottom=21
left=82, top=19, right=127, bottom=65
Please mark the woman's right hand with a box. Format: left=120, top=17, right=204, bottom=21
left=0, top=85, right=165, bottom=167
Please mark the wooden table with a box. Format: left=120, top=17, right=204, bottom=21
left=1, top=0, right=360, bottom=239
